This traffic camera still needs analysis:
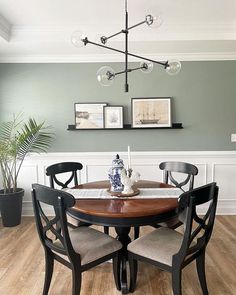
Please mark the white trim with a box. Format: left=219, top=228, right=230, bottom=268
left=26, top=151, right=236, bottom=160
left=0, top=52, right=236, bottom=63
left=10, top=23, right=236, bottom=41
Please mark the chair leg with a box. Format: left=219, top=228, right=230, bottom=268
left=43, top=250, right=54, bottom=295
left=134, top=227, right=140, bottom=239
left=113, top=254, right=121, bottom=291
left=71, top=265, right=81, bottom=295
left=196, top=250, right=209, bottom=295
left=128, top=254, right=138, bottom=293
left=172, top=268, right=182, bottom=295
left=104, top=226, right=109, bottom=235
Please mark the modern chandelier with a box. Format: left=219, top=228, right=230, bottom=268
left=71, top=0, right=181, bottom=92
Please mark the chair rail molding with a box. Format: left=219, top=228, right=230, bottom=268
left=9, top=151, right=236, bottom=216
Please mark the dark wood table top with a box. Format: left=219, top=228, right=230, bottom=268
left=71, top=180, right=178, bottom=219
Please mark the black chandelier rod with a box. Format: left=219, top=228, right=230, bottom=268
left=102, top=20, right=146, bottom=42
left=128, top=20, right=147, bottom=31
left=125, top=6, right=129, bottom=92
left=115, top=65, right=145, bottom=76
left=83, top=38, right=168, bottom=67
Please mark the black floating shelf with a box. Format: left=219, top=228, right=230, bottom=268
left=67, top=123, right=183, bottom=131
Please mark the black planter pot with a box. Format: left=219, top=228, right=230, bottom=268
left=0, top=188, right=24, bottom=227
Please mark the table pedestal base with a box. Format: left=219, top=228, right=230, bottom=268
left=114, top=227, right=132, bottom=294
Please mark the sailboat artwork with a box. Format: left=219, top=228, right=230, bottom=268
left=139, top=108, right=160, bottom=125
left=132, top=97, right=172, bottom=128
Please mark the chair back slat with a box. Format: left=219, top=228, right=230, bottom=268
left=46, top=162, right=83, bottom=189
left=175, top=183, right=218, bottom=263
left=32, top=183, right=76, bottom=256
left=51, top=172, right=75, bottom=189
left=168, top=172, right=191, bottom=191
left=159, top=161, right=198, bottom=192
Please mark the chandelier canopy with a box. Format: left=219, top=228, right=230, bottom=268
left=71, top=0, right=181, bottom=92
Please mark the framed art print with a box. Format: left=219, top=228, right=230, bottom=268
left=75, top=103, right=107, bottom=129
left=104, top=106, right=123, bottom=128
left=132, top=97, right=172, bottom=128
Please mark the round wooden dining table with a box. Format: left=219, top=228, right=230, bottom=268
left=68, top=180, right=179, bottom=294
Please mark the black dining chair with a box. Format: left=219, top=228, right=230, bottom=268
left=46, top=161, right=109, bottom=233
left=32, top=183, right=122, bottom=295
left=157, top=161, right=199, bottom=229
left=128, top=182, right=219, bottom=295
left=134, top=161, right=198, bottom=239
left=159, top=161, right=198, bottom=192
left=46, top=162, right=86, bottom=228
left=46, top=162, right=83, bottom=189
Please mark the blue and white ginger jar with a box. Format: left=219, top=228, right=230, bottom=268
left=108, top=154, right=124, bottom=192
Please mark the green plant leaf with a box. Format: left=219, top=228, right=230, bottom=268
left=0, top=115, right=53, bottom=192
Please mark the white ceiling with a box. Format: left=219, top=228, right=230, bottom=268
left=0, top=0, right=236, bottom=62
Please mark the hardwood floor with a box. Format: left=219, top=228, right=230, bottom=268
left=0, top=216, right=235, bottom=295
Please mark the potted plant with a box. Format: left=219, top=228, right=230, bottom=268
left=0, top=115, right=53, bottom=227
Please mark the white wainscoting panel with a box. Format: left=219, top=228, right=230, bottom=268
left=132, top=165, right=162, bottom=182
left=213, top=164, right=236, bottom=199
left=17, top=164, right=39, bottom=202
left=17, top=151, right=236, bottom=215
left=87, top=165, right=111, bottom=182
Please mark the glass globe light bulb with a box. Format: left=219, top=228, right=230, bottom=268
left=165, top=60, right=181, bottom=75
left=96, top=66, right=115, bottom=86
left=71, top=30, right=86, bottom=48
left=140, top=61, right=154, bottom=73
left=145, top=14, right=163, bottom=28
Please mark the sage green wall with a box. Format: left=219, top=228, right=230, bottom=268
left=0, top=62, right=236, bottom=152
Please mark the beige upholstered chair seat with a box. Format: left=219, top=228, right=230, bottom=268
left=66, top=214, right=81, bottom=227
left=157, top=216, right=181, bottom=228
left=54, top=227, right=122, bottom=265
left=128, top=183, right=218, bottom=295
left=128, top=227, right=184, bottom=266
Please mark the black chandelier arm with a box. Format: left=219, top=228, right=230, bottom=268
left=83, top=38, right=168, bottom=67
left=128, top=52, right=168, bottom=67
left=115, top=66, right=145, bottom=76
left=104, top=30, right=125, bottom=43
left=101, top=19, right=146, bottom=43
left=83, top=38, right=124, bottom=53
left=128, top=20, right=146, bottom=31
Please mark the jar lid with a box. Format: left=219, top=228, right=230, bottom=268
left=112, top=154, right=124, bottom=168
